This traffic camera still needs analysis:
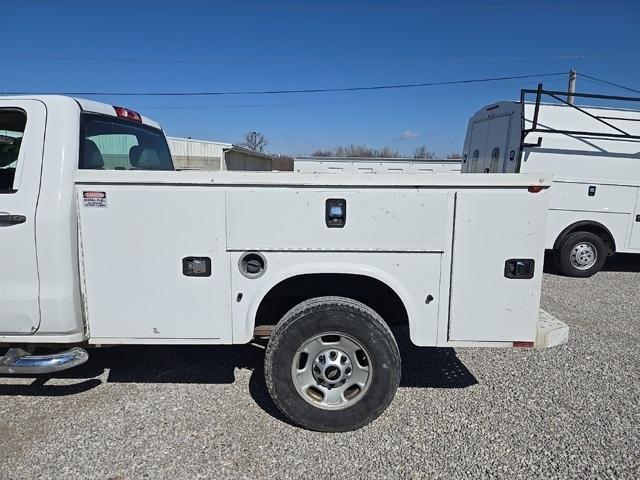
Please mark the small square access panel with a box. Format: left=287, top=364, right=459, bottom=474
left=326, top=198, right=347, bottom=228
left=182, top=257, right=212, bottom=277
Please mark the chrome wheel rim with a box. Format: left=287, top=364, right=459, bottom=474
left=570, top=241, right=597, bottom=270
left=291, top=332, right=372, bottom=410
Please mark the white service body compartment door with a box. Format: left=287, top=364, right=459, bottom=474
left=226, top=189, right=451, bottom=252
left=449, top=189, right=548, bottom=342
left=77, top=185, right=231, bottom=341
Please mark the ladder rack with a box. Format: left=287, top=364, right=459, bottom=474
left=520, top=84, right=640, bottom=142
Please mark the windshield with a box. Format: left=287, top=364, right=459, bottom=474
left=80, top=113, right=174, bottom=171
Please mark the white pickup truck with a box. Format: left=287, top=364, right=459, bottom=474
left=0, top=95, right=562, bottom=431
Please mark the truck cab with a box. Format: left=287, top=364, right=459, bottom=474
left=0, top=96, right=174, bottom=339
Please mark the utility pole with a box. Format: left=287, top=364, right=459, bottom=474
left=567, top=69, right=577, bottom=104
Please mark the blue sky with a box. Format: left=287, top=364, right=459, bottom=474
left=3, top=0, right=639, bottom=156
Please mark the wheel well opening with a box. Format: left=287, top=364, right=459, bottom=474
left=556, top=222, right=616, bottom=255
left=255, top=273, right=409, bottom=328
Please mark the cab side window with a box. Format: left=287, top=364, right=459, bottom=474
left=0, top=109, right=26, bottom=192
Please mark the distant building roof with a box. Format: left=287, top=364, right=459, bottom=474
left=166, top=136, right=273, bottom=159
left=295, top=156, right=460, bottom=163
left=226, top=144, right=274, bottom=160
left=166, top=136, right=231, bottom=148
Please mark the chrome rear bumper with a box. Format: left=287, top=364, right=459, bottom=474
left=0, top=347, right=88, bottom=374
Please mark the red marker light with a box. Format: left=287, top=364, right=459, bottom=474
left=513, top=341, right=534, bottom=348
left=528, top=185, right=543, bottom=193
left=113, top=106, right=142, bottom=122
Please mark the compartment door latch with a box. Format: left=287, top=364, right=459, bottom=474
left=182, top=257, right=212, bottom=277
left=504, top=259, right=535, bottom=279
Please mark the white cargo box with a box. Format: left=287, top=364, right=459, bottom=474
left=74, top=171, right=551, bottom=347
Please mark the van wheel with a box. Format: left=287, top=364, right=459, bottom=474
left=264, top=296, right=401, bottom=432
left=557, top=231, right=607, bottom=277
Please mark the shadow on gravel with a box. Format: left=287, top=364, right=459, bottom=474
left=393, top=327, right=478, bottom=390
left=600, top=253, right=640, bottom=272
left=543, top=251, right=640, bottom=276
left=0, top=327, right=476, bottom=423
left=0, top=377, right=102, bottom=396
left=542, top=251, right=562, bottom=275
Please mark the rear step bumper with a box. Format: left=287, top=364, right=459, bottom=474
left=536, top=309, right=570, bottom=348
left=0, top=347, right=89, bottom=375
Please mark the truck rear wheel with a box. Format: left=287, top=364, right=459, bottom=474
left=264, top=296, right=401, bottom=432
left=557, top=231, right=607, bottom=277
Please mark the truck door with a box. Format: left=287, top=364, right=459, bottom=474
left=485, top=115, right=510, bottom=173
left=0, top=100, right=46, bottom=334
left=468, top=120, right=489, bottom=173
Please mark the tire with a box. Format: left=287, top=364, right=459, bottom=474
left=264, top=296, right=401, bottom=432
left=557, top=231, right=607, bottom=277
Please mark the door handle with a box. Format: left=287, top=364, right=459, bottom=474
left=504, top=259, right=535, bottom=279
left=0, top=214, right=26, bottom=226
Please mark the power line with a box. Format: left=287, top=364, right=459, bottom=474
left=3, top=72, right=565, bottom=97
left=27, top=0, right=610, bottom=12
left=578, top=73, right=640, bottom=95
left=1, top=53, right=632, bottom=65
left=140, top=78, right=568, bottom=110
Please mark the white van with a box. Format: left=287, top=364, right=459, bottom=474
left=461, top=85, right=640, bottom=277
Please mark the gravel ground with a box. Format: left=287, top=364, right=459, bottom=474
left=1, top=254, right=639, bottom=479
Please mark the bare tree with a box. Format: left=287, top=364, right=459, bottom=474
left=240, top=131, right=268, bottom=152
left=310, top=149, right=333, bottom=157
left=376, top=146, right=400, bottom=158
left=311, top=145, right=403, bottom=158
left=335, top=145, right=373, bottom=157
left=446, top=153, right=462, bottom=159
left=413, top=145, right=436, bottom=159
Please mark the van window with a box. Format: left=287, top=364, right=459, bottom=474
left=0, top=109, right=26, bottom=191
left=80, top=113, right=174, bottom=171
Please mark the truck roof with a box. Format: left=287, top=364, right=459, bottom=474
left=471, top=100, right=640, bottom=119
left=0, top=95, right=162, bottom=129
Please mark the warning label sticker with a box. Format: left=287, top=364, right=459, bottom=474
left=83, top=191, right=107, bottom=208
